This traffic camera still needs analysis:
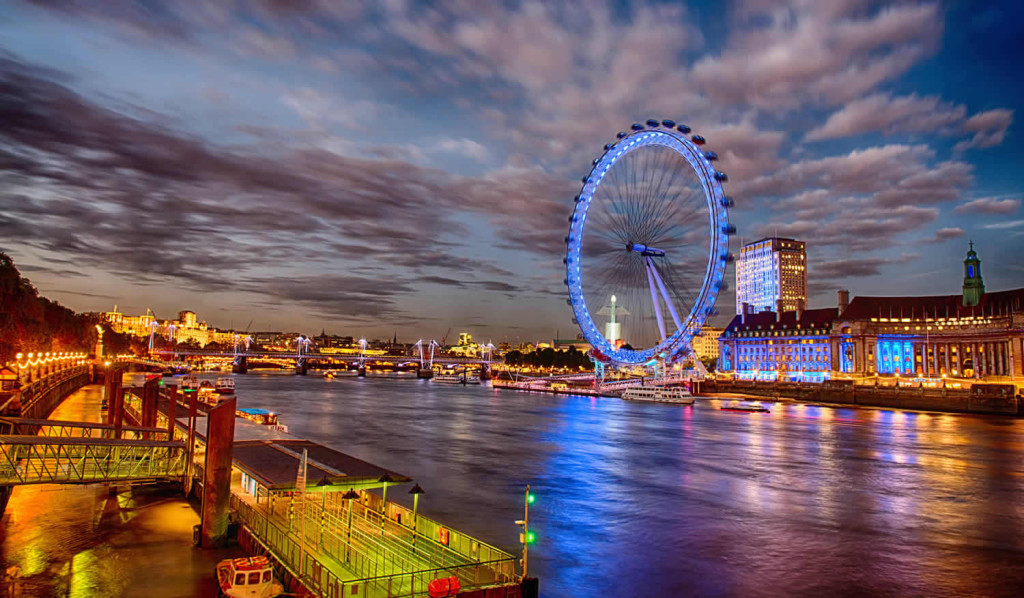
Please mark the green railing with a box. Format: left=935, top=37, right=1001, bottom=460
left=230, top=493, right=516, bottom=598
left=0, top=436, right=187, bottom=485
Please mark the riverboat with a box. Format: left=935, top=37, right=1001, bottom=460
left=180, top=375, right=200, bottom=391
left=433, top=372, right=481, bottom=385
left=215, top=555, right=283, bottom=598
left=721, top=402, right=770, bottom=413
left=215, top=377, right=235, bottom=394
left=323, top=370, right=336, bottom=379
left=236, top=407, right=288, bottom=433
left=621, top=386, right=695, bottom=404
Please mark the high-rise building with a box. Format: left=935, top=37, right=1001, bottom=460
left=735, top=237, right=807, bottom=314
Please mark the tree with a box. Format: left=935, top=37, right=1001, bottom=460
left=0, top=252, right=97, bottom=362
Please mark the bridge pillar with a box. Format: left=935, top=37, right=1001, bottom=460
left=201, top=397, right=236, bottom=548
left=479, top=364, right=491, bottom=381
left=417, top=368, right=433, bottom=379
left=295, top=359, right=308, bottom=376
left=357, top=366, right=366, bottom=377
left=232, top=355, right=248, bottom=375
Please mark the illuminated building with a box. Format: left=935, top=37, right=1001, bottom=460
left=718, top=306, right=838, bottom=382
left=720, top=243, right=1024, bottom=381
left=691, top=326, right=723, bottom=361
left=178, top=310, right=198, bottom=328
left=735, top=237, right=806, bottom=314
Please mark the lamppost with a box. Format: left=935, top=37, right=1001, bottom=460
left=342, top=488, right=359, bottom=563
left=409, top=483, right=424, bottom=551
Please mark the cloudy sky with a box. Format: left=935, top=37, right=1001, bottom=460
left=0, top=0, right=1021, bottom=342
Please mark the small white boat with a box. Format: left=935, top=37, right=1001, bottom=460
left=621, top=386, right=695, bottom=404
left=215, top=555, right=283, bottom=598
left=215, top=377, right=235, bottom=394
left=180, top=375, right=200, bottom=391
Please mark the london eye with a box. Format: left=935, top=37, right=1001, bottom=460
left=564, top=120, right=734, bottom=366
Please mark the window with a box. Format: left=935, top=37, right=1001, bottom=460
left=248, top=572, right=261, bottom=585
left=262, top=571, right=272, bottom=583
left=235, top=574, right=246, bottom=586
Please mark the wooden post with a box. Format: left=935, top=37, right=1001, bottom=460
left=112, top=385, right=125, bottom=440
left=184, top=390, right=199, bottom=497
left=166, top=385, right=178, bottom=441
left=201, top=397, right=236, bottom=548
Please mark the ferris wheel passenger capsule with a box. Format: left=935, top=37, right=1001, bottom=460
left=646, top=119, right=660, bottom=128
left=691, top=135, right=706, bottom=145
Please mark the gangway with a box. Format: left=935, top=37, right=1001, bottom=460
left=0, top=435, right=186, bottom=486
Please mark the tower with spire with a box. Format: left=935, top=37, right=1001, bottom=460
left=962, top=241, right=985, bottom=307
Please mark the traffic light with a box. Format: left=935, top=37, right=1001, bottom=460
left=526, top=492, right=536, bottom=505
left=526, top=531, right=536, bottom=544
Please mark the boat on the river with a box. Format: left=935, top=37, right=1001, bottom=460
left=236, top=407, right=288, bottom=433
left=215, top=555, right=283, bottom=598
left=721, top=402, right=770, bottom=413
left=621, top=386, right=695, bottom=404
left=323, top=370, right=336, bottom=379
left=433, top=371, right=481, bottom=385
left=215, top=377, right=235, bottom=394
left=180, top=375, right=200, bottom=391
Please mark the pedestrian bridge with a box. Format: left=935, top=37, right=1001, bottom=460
left=0, top=435, right=186, bottom=486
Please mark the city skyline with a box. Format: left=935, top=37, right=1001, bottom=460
left=1, top=1, right=1022, bottom=340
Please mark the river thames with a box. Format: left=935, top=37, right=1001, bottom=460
left=224, top=372, right=1024, bottom=597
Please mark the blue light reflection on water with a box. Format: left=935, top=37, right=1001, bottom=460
left=228, top=374, right=1024, bottom=597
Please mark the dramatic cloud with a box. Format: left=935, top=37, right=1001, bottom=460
left=954, top=109, right=1014, bottom=151
left=692, top=2, right=942, bottom=109
left=926, top=227, right=966, bottom=243
left=954, top=197, right=1021, bottom=214
left=806, top=93, right=966, bottom=141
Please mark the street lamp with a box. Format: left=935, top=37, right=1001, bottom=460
left=342, top=488, right=360, bottom=563
left=409, top=483, right=425, bottom=545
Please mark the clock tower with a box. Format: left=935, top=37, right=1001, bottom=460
left=962, top=241, right=985, bottom=307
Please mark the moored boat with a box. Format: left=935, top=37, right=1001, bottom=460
left=180, top=375, right=200, bottom=391
left=215, top=377, right=235, bottom=394
left=236, top=407, right=288, bottom=433
left=215, top=555, right=283, bottom=598
left=621, top=386, right=695, bottom=404
left=323, top=370, right=336, bottom=379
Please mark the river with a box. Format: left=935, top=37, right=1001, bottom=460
left=225, top=371, right=1024, bottom=597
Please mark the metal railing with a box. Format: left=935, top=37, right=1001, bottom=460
left=230, top=492, right=516, bottom=598
left=0, top=436, right=187, bottom=485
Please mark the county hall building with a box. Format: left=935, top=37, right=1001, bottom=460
left=718, top=243, right=1024, bottom=382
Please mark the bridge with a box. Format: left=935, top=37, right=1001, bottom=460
left=152, top=349, right=496, bottom=366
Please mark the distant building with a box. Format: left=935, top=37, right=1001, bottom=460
left=178, top=310, right=198, bottom=328
left=735, top=237, right=807, bottom=315
left=552, top=338, right=590, bottom=352
left=691, top=326, right=723, bottom=362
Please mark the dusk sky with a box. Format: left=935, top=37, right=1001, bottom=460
left=1, top=0, right=1021, bottom=342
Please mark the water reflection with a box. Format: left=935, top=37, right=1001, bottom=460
left=225, top=374, right=1024, bottom=597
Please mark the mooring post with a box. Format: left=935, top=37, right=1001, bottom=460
left=201, top=397, right=236, bottom=548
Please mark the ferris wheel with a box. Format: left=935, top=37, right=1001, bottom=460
left=564, top=119, right=735, bottom=366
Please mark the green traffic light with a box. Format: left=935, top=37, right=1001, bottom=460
left=527, top=492, right=536, bottom=504
left=526, top=531, right=536, bottom=544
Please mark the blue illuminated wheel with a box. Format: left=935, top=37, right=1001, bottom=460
left=564, top=120, right=734, bottom=366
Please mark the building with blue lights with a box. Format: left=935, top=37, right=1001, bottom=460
left=718, top=305, right=838, bottom=382
left=718, top=243, right=1024, bottom=382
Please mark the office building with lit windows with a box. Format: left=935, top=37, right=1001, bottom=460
left=735, top=237, right=807, bottom=315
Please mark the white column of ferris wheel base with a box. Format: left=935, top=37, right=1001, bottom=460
left=643, top=256, right=684, bottom=342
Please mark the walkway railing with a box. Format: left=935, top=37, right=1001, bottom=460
left=0, top=435, right=187, bottom=485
